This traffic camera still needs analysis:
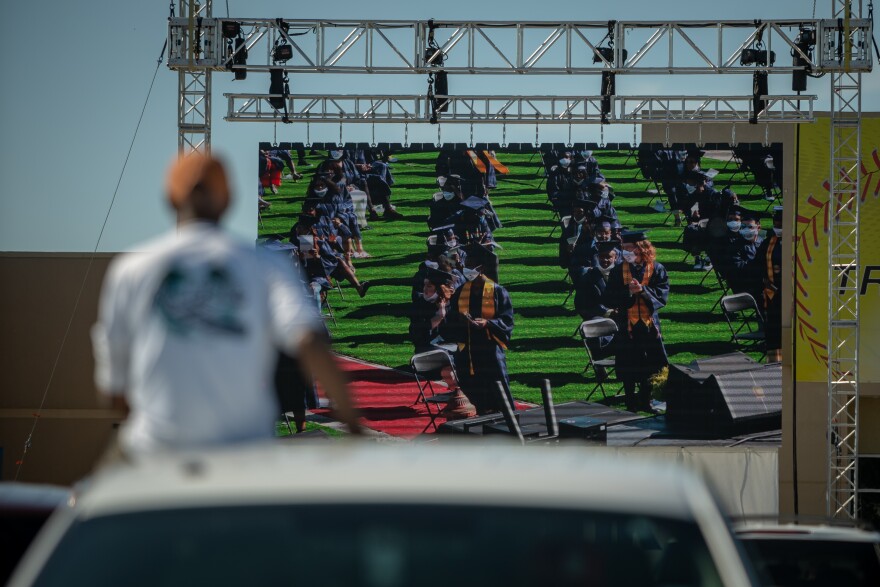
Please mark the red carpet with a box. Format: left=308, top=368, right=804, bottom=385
left=314, top=355, right=534, bottom=439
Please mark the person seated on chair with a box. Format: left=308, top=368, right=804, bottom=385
left=440, top=245, right=515, bottom=416
left=757, top=206, right=783, bottom=362
left=729, top=211, right=765, bottom=304
left=586, top=181, right=617, bottom=226
left=311, top=174, right=370, bottom=260
left=409, top=268, right=457, bottom=354
left=455, top=196, right=493, bottom=240
left=574, top=240, right=621, bottom=380
left=358, top=161, right=403, bottom=219
left=559, top=196, right=597, bottom=271
left=410, top=234, right=462, bottom=302
left=602, top=231, right=669, bottom=413
left=428, top=174, right=464, bottom=229
left=547, top=151, right=576, bottom=208
left=707, top=205, right=744, bottom=284
left=291, top=214, right=371, bottom=298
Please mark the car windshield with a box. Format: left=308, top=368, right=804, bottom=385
left=740, top=537, right=880, bottom=587
left=31, top=504, right=724, bottom=587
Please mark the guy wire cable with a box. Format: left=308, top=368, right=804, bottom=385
left=14, top=39, right=168, bottom=480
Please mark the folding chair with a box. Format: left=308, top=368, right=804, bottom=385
left=720, top=293, right=766, bottom=360
left=577, top=318, right=621, bottom=401
left=410, top=349, right=459, bottom=432
left=708, top=267, right=732, bottom=312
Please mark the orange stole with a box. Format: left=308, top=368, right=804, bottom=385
left=622, top=262, right=654, bottom=334
left=458, top=279, right=508, bottom=375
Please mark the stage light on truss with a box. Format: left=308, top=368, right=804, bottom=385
left=740, top=48, right=776, bottom=67
left=750, top=71, right=768, bottom=125
left=273, top=44, right=293, bottom=62
left=592, top=46, right=628, bottom=64
left=434, top=71, right=449, bottom=113
left=791, top=26, right=816, bottom=92
left=268, top=68, right=288, bottom=110
left=221, top=21, right=241, bottom=39
left=601, top=71, right=615, bottom=124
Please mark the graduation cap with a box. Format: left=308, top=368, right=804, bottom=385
left=431, top=224, right=457, bottom=242
left=686, top=169, right=709, bottom=183
left=460, top=196, right=490, bottom=211
left=328, top=149, right=343, bottom=160
left=594, top=214, right=620, bottom=229
left=426, top=267, right=455, bottom=287
left=741, top=209, right=762, bottom=222
left=621, top=230, right=649, bottom=243
left=572, top=192, right=599, bottom=207
left=426, top=234, right=451, bottom=255
left=297, top=213, right=319, bottom=227
left=463, top=243, right=495, bottom=268
left=596, top=240, right=621, bottom=254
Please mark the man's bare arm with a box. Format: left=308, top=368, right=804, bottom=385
left=297, top=332, right=363, bottom=435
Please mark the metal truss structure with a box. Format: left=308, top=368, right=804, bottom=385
left=826, top=0, right=863, bottom=522
left=225, top=93, right=816, bottom=125
left=175, top=1, right=213, bottom=153
left=168, top=3, right=873, bottom=520
left=168, top=17, right=872, bottom=75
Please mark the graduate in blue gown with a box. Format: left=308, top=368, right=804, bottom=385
left=440, top=245, right=515, bottom=415
left=602, top=231, right=669, bottom=413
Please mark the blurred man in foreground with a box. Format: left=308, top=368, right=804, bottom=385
left=91, top=153, right=361, bottom=457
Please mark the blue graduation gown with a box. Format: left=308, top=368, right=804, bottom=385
left=440, top=278, right=515, bottom=413
left=602, top=261, right=670, bottom=385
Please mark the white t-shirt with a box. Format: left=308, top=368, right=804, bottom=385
left=91, top=221, right=321, bottom=455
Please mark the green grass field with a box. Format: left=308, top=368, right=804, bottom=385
left=259, top=149, right=766, bottom=405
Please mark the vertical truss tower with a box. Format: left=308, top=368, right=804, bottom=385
left=177, top=1, right=212, bottom=153
left=826, top=0, right=863, bottom=520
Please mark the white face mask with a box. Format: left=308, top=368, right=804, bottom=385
left=423, top=292, right=439, bottom=303
left=600, top=189, right=610, bottom=199
left=621, top=250, right=637, bottom=264
left=727, top=220, right=741, bottom=232
left=424, top=260, right=439, bottom=270
left=437, top=176, right=447, bottom=187
left=329, top=150, right=342, bottom=159
left=773, top=227, right=782, bottom=237
left=684, top=183, right=696, bottom=195
left=314, top=188, right=328, bottom=198
left=442, top=191, right=456, bottom=201
left=463, top=267, right=480, bottom=281
left=559, top=158, right=571, bottom=168
left=740, top=227, right=758, bottom=240
left=598, top=265, right=613, bottom=277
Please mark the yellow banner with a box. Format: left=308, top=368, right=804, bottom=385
left=795, top=117, right=880, bottom=383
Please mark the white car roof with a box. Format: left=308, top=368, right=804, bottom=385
left=74, top=442, right=710, bottom=521
left=734, top=521, right=880, bottom=543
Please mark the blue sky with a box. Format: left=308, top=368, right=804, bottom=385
left=1, top=0, right=878, bottom=252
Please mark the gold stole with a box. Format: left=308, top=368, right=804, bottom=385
left=764, top=235, right=778, bottom=307
left=622, top=262, right=654, bottom=334
left=458, top=279, right=507, bottom=374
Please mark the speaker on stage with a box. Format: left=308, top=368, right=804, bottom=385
left=665, top=352, right=781, bottom=436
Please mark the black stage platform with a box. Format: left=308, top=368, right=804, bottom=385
left=435, top=400, right=781, bottom=448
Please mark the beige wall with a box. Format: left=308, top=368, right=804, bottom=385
left=0, top=253, right=120, bottom=484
